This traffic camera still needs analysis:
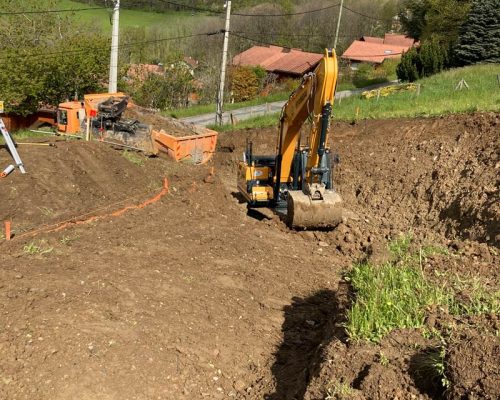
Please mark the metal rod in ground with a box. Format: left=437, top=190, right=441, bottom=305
left=98, top=139, right=145, bottom=152
left=29, top=130, right=83, bottom=139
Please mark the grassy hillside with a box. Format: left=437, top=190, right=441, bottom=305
left=56, top=0, right=213, bottom=32
left=211, top=64, right=500, bottom=131
left=332, top=64, right=500, bottom=120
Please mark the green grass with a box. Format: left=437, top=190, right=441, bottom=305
left=168, top=91, right=291, bottom=119
left=121, top=149, right=145, bottom=166
left=23, top=241, right=54, bottom=255
left=345, top=235, right=499, bottom=343
left=170, top=84, right=357, bottom=120
left=333, top=64, right=500, bottom=120
left=207, top=113, right=279, bottom=132
left=0, top=130, right=53, bottom=145
left=211, top=64, right=500, bottom=131
left=55, top=0, right=208, bottom=31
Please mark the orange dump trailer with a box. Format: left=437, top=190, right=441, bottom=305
left=151, top=122, right=217, bottom=165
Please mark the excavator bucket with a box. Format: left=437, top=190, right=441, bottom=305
left=286, top=190, right=343, bottom=229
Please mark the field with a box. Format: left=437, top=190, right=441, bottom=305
left=55, top=0, right=212, bottom=32
left=0, top=111, right=498, bottom=399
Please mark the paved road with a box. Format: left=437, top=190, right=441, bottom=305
left=180, top=81, right=398, bottom=127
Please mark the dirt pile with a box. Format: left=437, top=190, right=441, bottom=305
left=0, top=139, right=166, bottom=235
left=217, top=113, right=499, bottom=249
left=446, top=333, right=500, bottom=400
left=215, top=112, right=499, bottom=399
left=124, top=104, right=199, bottom=137
left=0, top=113, right=497, bottom=400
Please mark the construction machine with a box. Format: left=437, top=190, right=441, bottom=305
left=56, top=93, right=217, bottom=164
left=237, top=49, right=343, bottom=229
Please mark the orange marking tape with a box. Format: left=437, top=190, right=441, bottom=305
left=14, top=178, right=170, bottom=240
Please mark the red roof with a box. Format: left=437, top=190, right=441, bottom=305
left=383, top=34, right=415, bottom=47
left=233, top=45, right=323, bottom=76
left=127, top=64, right=164, bottom=81
left=362, top=36, right=384, bottom=44
left=342, top=34, right=416, bottom=64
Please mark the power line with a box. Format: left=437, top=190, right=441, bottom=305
left=232, top=31, right=357, bottom=39
left=0, top=31, right=223, bottom=62
left=233, top=3, right=340, bottom=17
left=163, top=1, right=340, bottom=17
left=341, top=5, right=392, bottom=22
left=0, top=7, right=106, bottom=16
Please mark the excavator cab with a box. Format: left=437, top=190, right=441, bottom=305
left=57, top=102, right=85, bottom=134
left=238, top=49, right=343, bottom=229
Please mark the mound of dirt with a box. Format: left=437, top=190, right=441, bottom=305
left=124, top=105, right=199, bottom=137
left=446, top=333, right=500, bottom=400
left=0, top=113, right=498, bottom=400
left=0, top=139, right=166, bottom=235
left=217, top=113, right=499, bottom=250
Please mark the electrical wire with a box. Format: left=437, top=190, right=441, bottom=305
left=232, top=31, right=358, bottom=39
left=0, top=7, right=106, bottom=16
left=162, top=1, right=340, bottom=17
left=341, top=5, right=392, bottom=23
left=0, top=31, right=223, bottom=61
left=233, top=3, right=340, bottom=17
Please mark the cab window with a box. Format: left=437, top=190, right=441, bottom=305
left=57, top=109, right=68, bottom=125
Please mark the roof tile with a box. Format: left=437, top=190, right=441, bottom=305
left=233, top=46, right=322, bottom=75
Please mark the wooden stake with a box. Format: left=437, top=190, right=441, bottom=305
left=5, top=220, right=11, bottom=241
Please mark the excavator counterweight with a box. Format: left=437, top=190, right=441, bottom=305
left=237, top=49, right=344, bottom=229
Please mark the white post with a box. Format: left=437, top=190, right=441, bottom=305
left=333, top=0, right=344, bottom=50
left=216, top=0, right=231, bottom=125
left=108, top=0, right=120, bottom=93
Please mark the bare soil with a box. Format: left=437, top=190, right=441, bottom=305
left=124, top=105, right=200, bottom=137
left=0, top=113, right=498, bottom=400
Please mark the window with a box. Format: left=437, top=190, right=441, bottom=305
left=57, top=109, right=68, bottom=125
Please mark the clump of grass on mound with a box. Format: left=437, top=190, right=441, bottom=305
left=345, top=235, right=498, bottom=343
left=345, top=239, right=453, bottom=342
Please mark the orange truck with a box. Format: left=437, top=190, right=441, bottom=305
left=56, top=93, right=217, bottom=165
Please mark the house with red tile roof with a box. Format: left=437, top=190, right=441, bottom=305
left=232, top=45, right=323, bottom=78
left=342, top=34, right=417, bottom=67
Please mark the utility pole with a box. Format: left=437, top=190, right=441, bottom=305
left=215, top=0, right=231, bottom=125
left=109, top=0, right=120, bottom=93
left=333, top=0, right=344, bottom=51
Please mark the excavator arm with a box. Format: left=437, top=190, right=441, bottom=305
left=276, top=49, right=338, bottom=187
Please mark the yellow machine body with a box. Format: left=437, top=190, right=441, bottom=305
left=237, top=49, right=344, bottom=229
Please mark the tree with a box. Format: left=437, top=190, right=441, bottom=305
left=397, top=48, right=421, bottom=81
left=0, top=0, right=109, bottom=115
left=399, top=0, right=471, bottom=46
left=454, top=0, right=500, bottom=65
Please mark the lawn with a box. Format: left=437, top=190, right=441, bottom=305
left=332, top=64, right=500, bottom=120
left=55, top=0, right=214, bottom=32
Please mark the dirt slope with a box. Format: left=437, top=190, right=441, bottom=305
left=0, top=113, right=498, bottom=400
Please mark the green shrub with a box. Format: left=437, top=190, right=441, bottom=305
left=397, top=41, right=448, bottom=82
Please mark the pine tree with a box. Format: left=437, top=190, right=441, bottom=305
left=454, top=0, right=500, bottom=65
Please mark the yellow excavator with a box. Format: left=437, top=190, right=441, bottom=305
left=237, top=49, right=343, bottom=229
